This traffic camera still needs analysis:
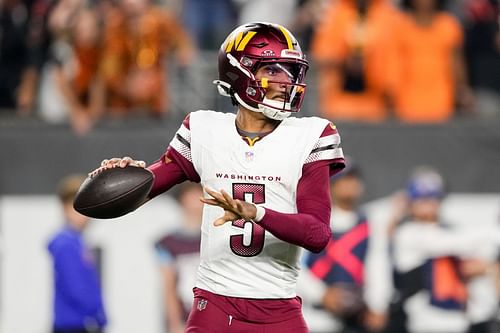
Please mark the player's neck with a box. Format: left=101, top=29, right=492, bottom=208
left=236, top=108, right=280, bottom=133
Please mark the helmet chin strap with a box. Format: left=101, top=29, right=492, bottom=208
left=234, top=93, right=291, bottom=120
left=260, top=107, right=291, bottom=121
left=260, top=97, right=291, bottom=120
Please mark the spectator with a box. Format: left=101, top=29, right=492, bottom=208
left=47, top=175, right=107, bottom=333
left=298, top=161, right=387, bottom=333
left=463, top=0, right=500, bottom=118
left=461, top=199, right=500, bottom=333
left=386, top=166, right=497, bottom=333
left=0, top=0, right=52, bottom=114
left=100, top=0, right=194, bottom=116
left=155, top=183, right=203, bottom=333
left=39, top=1, right=104, bottom=135
left=0, top=0, right=29, bottom=111
left=311, top=0, right=401, bottom=122
left=465, top=253, right=499, bottom=333
left=391, top=0, right=474, bottom=123
left=180, top=0, right=238, bottom=50
left=289, top=0, right=329, bottom=52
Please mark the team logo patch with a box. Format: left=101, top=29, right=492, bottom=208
left=197, top=299, right=208, bottom=311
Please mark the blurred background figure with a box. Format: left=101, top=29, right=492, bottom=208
left=310, top=0, right=401, bottom=122
left=39, top=0, right=104, bottom=135
left=386, top=166, right=498, bottom=333
left=179, top=0, right=238, bottom=50
left=47, top=175, right=107, bottom=333
left=465, top=243, right=499, bottom=333
left=99, top=0, right=194, bottom=117
left=235, top=0, right=298, bottom=28
left=0, top=0, right=31, bottom=112
left=289, top=0, right=329, bottom=52
left=463, top=0, right=500, bottom=119
left=0, top=0, right=52, bottom=115
left=298, top=161, right=387, bottom=333
left=155, top=183, right=203, bottom=333
left=391, top=0, right=474, bottom=123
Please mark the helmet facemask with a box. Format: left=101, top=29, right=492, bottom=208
left=250, top=61, right=307, bottom=115
left=224, top=56, right=308, bottom=120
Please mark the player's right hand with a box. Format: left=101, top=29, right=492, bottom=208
left=89, top=156, right=146, bottom=178
left=200, top=187, right=258, bottom=226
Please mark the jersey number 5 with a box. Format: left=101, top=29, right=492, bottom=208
left=230, top=183, right=265, bottom=257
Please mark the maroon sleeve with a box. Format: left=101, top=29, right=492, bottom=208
left=257, top=162, right=333, bottom=253
left=147, top=149, right=201, bottom=198
left=165, top=114, right=200, bottom=182
left=147, top=157, right=187, bottom=198
left=147, top=114, right=200, bottom=198
left=165, top=147, right=200, bottom=182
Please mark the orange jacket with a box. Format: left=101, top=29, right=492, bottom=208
left=312, top=0, right=401, bottom=121
left=392, top=12, right=464, bottom=123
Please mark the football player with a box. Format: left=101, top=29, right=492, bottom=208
left=93, top=22, right=345, bottom=332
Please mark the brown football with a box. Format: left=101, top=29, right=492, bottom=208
left=73, top=166, right=154, bottom=219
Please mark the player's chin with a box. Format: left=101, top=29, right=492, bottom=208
left=270, top=96, right=286, bottom=102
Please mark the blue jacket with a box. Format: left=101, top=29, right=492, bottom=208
left=47, top=225, right=107, bottom=329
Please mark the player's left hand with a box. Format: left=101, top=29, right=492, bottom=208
left=200, top=187, right=257, bottom=226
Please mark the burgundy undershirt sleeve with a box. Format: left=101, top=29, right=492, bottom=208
left=147, top=159, right=187, bottom=198
left=147, top=148, right=200, bottom=198
left=258, top=160, right=337, bottom=253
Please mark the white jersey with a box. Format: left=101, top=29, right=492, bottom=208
left=169, top=110, right=343, bottom=298
left=393, top=222, right=500, bottom=333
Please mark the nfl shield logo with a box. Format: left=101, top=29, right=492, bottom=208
left=197, top=299, right=207, bottom=311
left=245, top=151, right=254, bottom=162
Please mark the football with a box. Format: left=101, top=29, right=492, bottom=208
left=73, top=166, right=154, bottom=219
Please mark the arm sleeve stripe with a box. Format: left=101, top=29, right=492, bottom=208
left=176, top=133, right=191, bottom=149
left=316, top=134, right=340, bottom=147
left=306, top=133, right=342, bottom=160
left=170, top=136, right=192, bottom=162
left=311, top=143, right=339, bottom=154
left=304, top=148, right=344, bottom=164
left=168, top=123, right=192, bottom=162
left=177, top=124, right=191, bottom=143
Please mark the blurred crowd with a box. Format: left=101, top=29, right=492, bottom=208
left=0, top=0, right=499, bottom=134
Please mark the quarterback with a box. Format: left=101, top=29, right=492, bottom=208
left=94, top=22, right=345, bottom=332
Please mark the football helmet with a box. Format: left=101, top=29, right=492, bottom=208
left=214, top=22, right=308, bottom=120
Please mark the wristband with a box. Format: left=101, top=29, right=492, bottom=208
left=253, top=205, right=266, bottom=223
